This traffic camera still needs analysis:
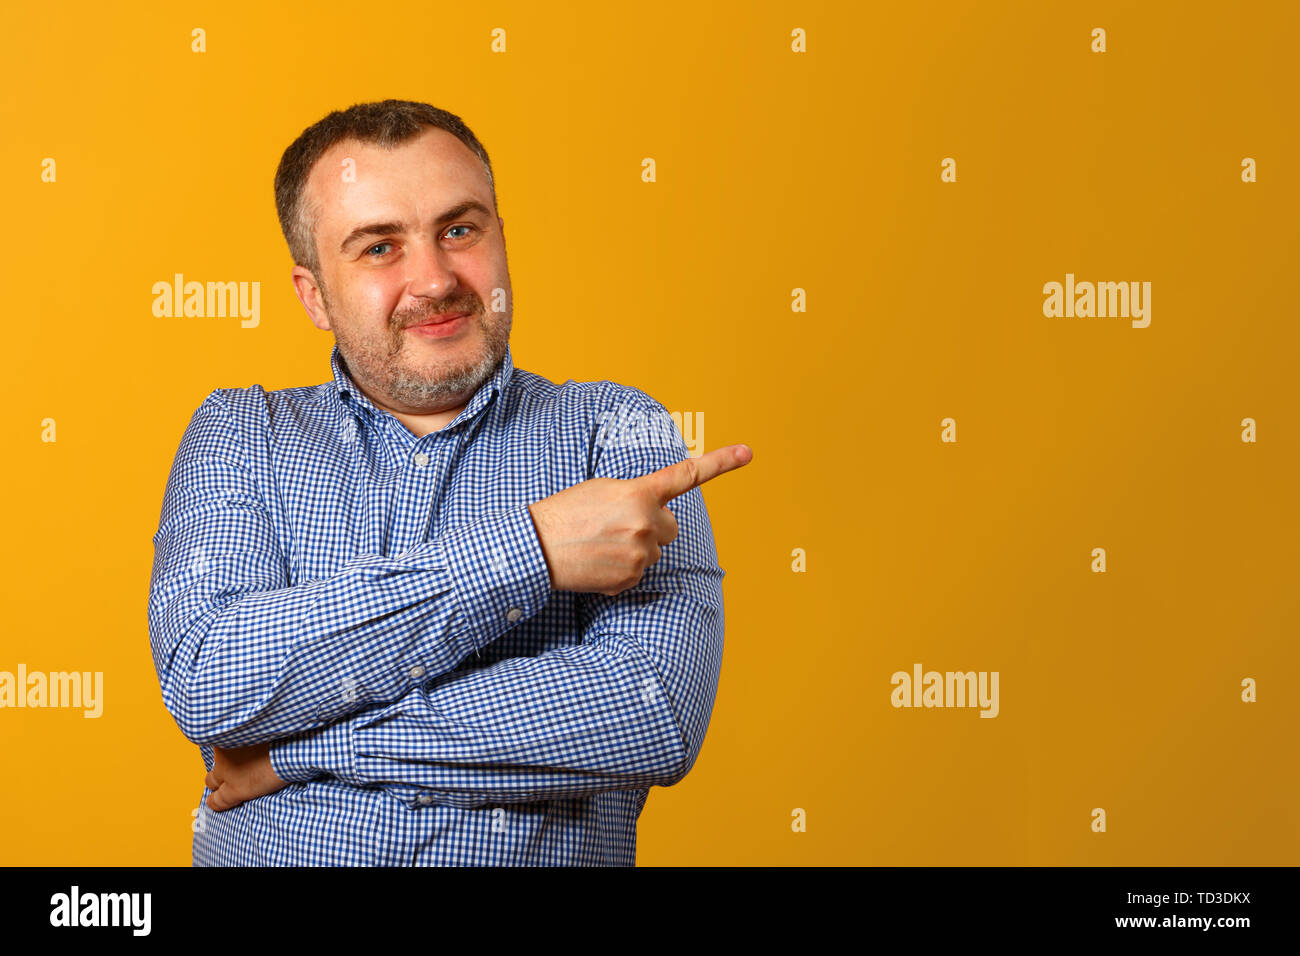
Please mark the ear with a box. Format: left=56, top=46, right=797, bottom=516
left=291, top=266, right=332, bottom=331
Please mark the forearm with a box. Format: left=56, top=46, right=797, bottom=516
left=271, top=528, right=725, bottom=808
left=150, top=503, right=550, bottom=747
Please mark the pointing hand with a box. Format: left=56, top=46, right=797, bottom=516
left=527, top=444, right=752, bottom=596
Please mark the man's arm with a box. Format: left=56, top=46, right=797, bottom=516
left=148, top=390, right=551, bottom=748
left=267, top=400, right=740, bottom=808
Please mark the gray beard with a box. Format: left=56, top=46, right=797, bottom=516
left=386, top=338, right=506, bottom=406
left=335, top=309, right=512, bottom=411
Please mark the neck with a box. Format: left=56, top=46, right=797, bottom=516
left=390, top=404, right=467, bottom=437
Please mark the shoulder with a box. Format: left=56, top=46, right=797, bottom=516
left=506, top=364, right=685, bottom=473
left=514, top=365, right=687, bottom=474
left=191, top=380, right=332, bottom=438
left=508, top=364, right=671, bottom=423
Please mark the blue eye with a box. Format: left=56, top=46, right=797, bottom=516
left=446, top=225, right=472, bottom=239
left=365, top=242, right=392, bottom=257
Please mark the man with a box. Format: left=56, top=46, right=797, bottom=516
left=147, top=99, right=751, bottom=866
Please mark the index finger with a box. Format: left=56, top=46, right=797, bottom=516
left=639, top=443, right=753, bottom=505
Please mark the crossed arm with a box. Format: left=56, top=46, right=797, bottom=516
left=148, top=391, right=732, bottom=811
left=261, top=552, right=724, bottom=809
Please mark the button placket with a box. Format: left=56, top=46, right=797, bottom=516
left=386, top=431, right=443, bottom=553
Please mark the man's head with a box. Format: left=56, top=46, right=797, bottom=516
left=274, top=100, right=512, bottom=413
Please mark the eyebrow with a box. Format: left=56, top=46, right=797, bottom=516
left=338, top=200, right=494, bottom=253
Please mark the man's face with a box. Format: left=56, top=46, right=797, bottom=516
left=292, top=127, right=512, bottom=413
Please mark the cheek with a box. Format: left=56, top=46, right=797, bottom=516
left=474, top=255, right=510, bottom=304
left=348, top=274, right=405, bottom=319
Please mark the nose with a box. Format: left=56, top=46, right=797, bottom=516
left=406, top=236, right=459, bottom=303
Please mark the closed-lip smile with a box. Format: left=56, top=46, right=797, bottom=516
left=409, top=311, right=470, bottom=328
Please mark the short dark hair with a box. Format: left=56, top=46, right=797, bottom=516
left=273, top=99, right=496, bottom=278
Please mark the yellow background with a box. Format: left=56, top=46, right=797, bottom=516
left=1, top=0, right=1296, bottom=865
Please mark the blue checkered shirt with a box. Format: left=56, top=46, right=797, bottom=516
left=148, top=343, right=725, bottom=866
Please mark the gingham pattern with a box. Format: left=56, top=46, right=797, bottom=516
left=148, top=343, right=726, bottom=866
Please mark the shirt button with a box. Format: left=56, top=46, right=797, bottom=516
left=417, top=793, right=434, bottom=806
left=506, top=607, right=523, bottom=624
left=409, top=665, right=426, bottom=680
left=414, top=452, right=430, bottom=467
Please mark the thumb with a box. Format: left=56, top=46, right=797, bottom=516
left=208, top=784, right=237, bottom=813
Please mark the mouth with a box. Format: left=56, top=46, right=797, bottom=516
left=408, top=311, right=471, bottom=328
left=405, top=312, right=472, bottom=337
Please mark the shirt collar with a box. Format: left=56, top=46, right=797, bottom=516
left=327, top=340, right=514, bottom=433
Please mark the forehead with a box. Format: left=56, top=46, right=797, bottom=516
left=306, top=128, right=491, bottom=244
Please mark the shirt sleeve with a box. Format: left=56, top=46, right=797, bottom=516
left=147, top=390, right=552, bottom=748
left=267, top=395, right=728, bottom=806
left=268, top=397, right=727, bottom=809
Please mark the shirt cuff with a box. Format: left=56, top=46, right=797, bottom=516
left=269, top=718, right=361, bottom=787
left=441, top=502, right=552, bottom=653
